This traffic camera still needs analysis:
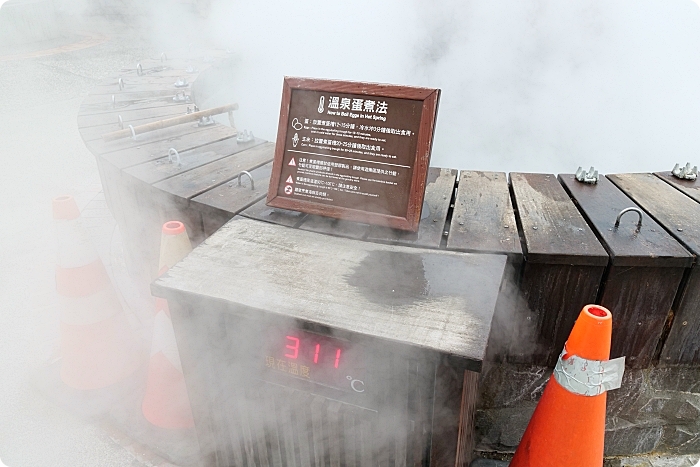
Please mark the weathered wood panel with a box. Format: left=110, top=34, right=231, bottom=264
left=77, top=104, right=189, bottom=128
left=153, top=142, right=274, bottom=199
left=153, top=217, right=506, bottom=363
left=366, top=167, right=457, bottom=249
left=100, top=125, right=237, bottom=170
left=192, top=162, right=273, bottom=236
left=560, top=174, right=692, bottom=367
left=445, top=171, right=523, bottom=363
left=607, top=173, right=700, bottom=365
left=511, top=172, right=607, bottom=365
left=125, top=138, right=264, bottom=185
left=447, top=171, right=520, bottom=258
left=88, top=121, right=232, bottom=156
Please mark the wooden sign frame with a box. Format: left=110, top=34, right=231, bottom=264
left=266, top=77, right=440, bottom=232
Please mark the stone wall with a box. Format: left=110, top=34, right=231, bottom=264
left=474, top=363, right=700, bottom=458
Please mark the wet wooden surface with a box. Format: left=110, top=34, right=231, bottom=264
left=446, top=171, right=521, bottom=258
left=153, top=217, right=506, bottom=363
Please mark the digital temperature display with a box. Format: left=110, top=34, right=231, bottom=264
left=264, top=329, right=365, bottom=393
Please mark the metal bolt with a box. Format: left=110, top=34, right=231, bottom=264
left=672, top=162, right=698, bottom=181
left=575, top=166, right=599, bottom=184
left=683, top=321, right=688, bottom=326
left=678, top=228, right=684, bottom=232
left=533, top=226, right=538, bottom=230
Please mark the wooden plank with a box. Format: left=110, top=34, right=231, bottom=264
left=89, top=83, right=195, bottom=95
left=100, top=125, right=238, bottom=170
left=430, top=355, right=470, bottom=467
left=80, top=91, right=185, bottom=107
left=519, top=262, right=605, bottom=365
left=607, top=173, right=700, bottom=256
left=559, top=174, right=692, bottom=368
left=192, top=162, right=273, bottom=237
left=95, top=74, right=202, bottom=86
left=78, top=97, right=187, bottom=116
left=366, top=167, right=457, bottom=249
left=607, top=173, right=700, bottom=365
left=154, top=142, right=274, bottom=199
left=447, top=171, right=521, bottom=258
left=77, top=104, right=188, bottom=129
left=510, top=172, right=608, bottom=265
left=661, top=268, right=700, bottom=365
left=297, top=215, right=371, bottom=240
left=79, top=107, right=197, bottom=143
left=240, top=198, right=308, bottom=228
left=125, top=138, right=264, bottom=185
left=560, top=174, right=692, bottom=267
left=279, top=388, right=299, bottom=467
left=311, top=396, right=326, bottom=467
left=152, top=217, right=506, bottom=363
left=655, top=171, right=700, bottom=204
left=88, top=120, right=230, bottom=156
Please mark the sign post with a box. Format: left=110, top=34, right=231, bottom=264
left=267, top=77, right=440, bottom=232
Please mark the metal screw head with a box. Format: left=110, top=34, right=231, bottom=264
left=683, top=321, right=688, bottom=326
left=533, top=226, right=538, bottom=230
left=678, top=228, right=684, bottom=232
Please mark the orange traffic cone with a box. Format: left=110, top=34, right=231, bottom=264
left=53, top=195, right=140, bottom=390
left=142, top=221, right=195, bottom=429
left=510, top=305, right=625, bottom=467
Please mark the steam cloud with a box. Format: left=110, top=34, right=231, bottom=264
left=191, top=0, right=700, bottom=175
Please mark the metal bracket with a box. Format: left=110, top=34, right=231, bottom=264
left=615, top=207, right=643, bottom=230
left=128, top=124, right=136, bottom=139
left=197, top=115, right=216, bottom=127
left=236, top=129, right=254, bottom=143
left=136, top=63, right=143, bottom=76
left=174, top=77, right=189, bottom=88
left=672, top=162, right=698, bottom=181
left=118, top=115, right=123, bottom=130
left=237, top=171, right=254, bottom=190
left=118, top=77, right=124, bottom=91
left=173, top=91, right=191, bottom=103
left=168, top=148, right=182, bottom=167
left=575, top=166, right=599, bottom=184
left=160, top=52, right=168, bottom=62
left=111, top=95, right=116, bottom=108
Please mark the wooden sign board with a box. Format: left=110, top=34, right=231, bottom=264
left=267, top=77, right=440, bottom=231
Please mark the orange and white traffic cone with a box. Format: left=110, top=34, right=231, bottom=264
left=510, top=305, right=625, bottom=467
left=142, top=221, right=195, bottom=429
left=53, top=195, right=140, bottom=390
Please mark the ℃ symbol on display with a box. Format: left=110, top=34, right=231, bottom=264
left=286, top=175, right=294, bottom=184
left=284, top=185, right=293, bottom=195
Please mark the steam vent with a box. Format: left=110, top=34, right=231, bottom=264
left=55, top=46, right=700, bottom=467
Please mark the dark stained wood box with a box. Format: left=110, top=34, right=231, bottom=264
left=510, top=173, right=609, bottom=366
left=609, top=173, right=700, bottom=365
left=560, top=174, right=693, bottom=368
left=445, top=171, right=524, bottom=362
